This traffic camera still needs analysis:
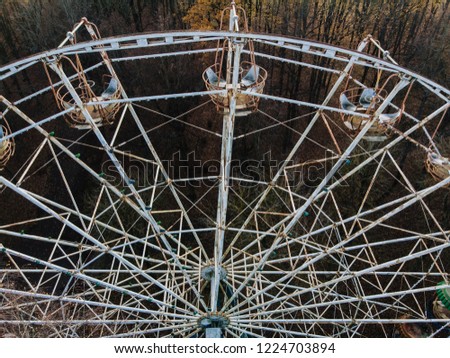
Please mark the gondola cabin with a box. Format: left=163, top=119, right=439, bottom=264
left=339, top=87, right=401, bottom=141
left=0, top=114, right=14, bottom=170
left=44, top=18, right=123, bottom=130
left=202, top=2, right=267, bottom=116
left=395, top=314, right=433, bottom=338
left=54, top=68, right=122, bottom=129
left=426, top=152, right=450, bottom=183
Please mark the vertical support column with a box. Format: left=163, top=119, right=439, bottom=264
left=211, top=3, right=242, bottom=314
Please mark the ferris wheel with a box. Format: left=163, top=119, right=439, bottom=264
left=0, top=2, right=449, bottom=338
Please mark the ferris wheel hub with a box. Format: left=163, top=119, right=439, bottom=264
left=198, top=314, right=230, bottom=329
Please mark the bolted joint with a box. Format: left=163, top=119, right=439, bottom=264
left=198, top=313, right=230, bottom=330
left=201, top=265, right=227, bottom=282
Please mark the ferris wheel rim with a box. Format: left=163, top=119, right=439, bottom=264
left=1, top=30, right=449, bottom=98
left=1, top=25, right=450, bottom=338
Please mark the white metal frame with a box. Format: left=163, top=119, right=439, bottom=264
left=0, top=18, right=449, bottom=338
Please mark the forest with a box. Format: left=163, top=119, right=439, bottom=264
left=0, top=0, right=448, bottom=88
left=0, top=0, right=449, bottom=338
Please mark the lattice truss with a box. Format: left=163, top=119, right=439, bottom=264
left=0, top=11, right=449, bottom=338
